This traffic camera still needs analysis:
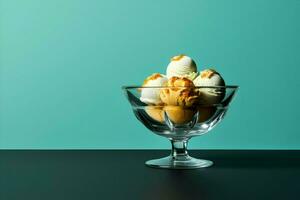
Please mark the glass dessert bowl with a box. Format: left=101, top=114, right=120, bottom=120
left=123, top=85, right=238, bottom=169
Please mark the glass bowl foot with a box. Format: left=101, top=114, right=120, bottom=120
left=145, top=155, right=213, bottom=169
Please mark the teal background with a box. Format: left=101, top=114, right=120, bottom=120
left=0, top=0, right=299, bottom=149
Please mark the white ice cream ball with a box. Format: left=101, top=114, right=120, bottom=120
left=140, top=73, right=168, bottom=105
left=194, top=69, right=225, bottom=87
left=166, top=55, right=197, bottom=79
left=193, top=69, right=225, bottom=105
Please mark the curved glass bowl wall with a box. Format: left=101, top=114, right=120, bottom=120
left=123, top=86, right=238, bottom=169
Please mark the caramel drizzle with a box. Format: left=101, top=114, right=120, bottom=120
left=200, top=69, right=217, bottom=79
left=142, top=73, right=163, bottom=86
left=171, top=54, right=185, bottom=61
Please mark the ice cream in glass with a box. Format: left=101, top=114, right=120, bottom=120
left=123, top=54, right=238, bottom=169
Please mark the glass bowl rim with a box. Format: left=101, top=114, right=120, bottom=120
left=122, top=85, right=239, bottom=90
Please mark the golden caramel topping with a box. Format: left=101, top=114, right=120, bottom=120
left=142, top=73, right=163, bottom=86
left=171, top=54, right=185, bottom=62
left=160, top=76, right=199, bottom=107
left=168, top=76, right=194, bottom=88
left=200, top=69, right=217, bottom=79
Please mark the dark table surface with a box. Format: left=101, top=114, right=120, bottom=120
left=1, top=150, right=300, bottom=200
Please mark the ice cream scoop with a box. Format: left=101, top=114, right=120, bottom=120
left=160, top=77, right=198, bottom=107
left=193, top=69, right=225, bottom=105
left=166, top=55, right=198, bottom=80
left=146, top=106, right=164, bottom=122
left=140, top=73, right=168, bottom=105
left=164, top=106, right=196, bottom=124
left=160, top=77, right=199, bottom=124
left=194, top=69, right=225, bottom=87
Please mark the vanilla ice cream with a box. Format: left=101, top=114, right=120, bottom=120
left=194, top=69, right=225, bottom=87
left=140, top=73, right=168, bottom=105
left=193, top=69, right=225, bottom=105
left=166, top=55, right=198, bottom=80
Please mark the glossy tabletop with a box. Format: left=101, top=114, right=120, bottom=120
left=0, top=150, right=299, bottom=200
